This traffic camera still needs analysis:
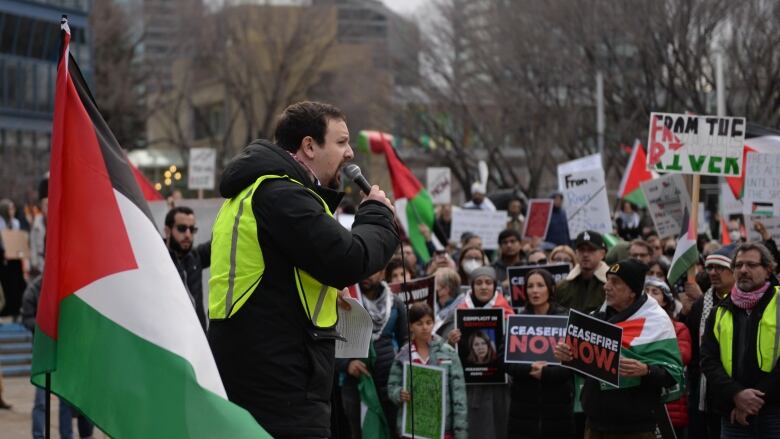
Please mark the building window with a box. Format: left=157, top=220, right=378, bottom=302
left=193, top=103, right=225, bottom=140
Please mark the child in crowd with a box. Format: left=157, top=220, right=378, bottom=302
left=388, top=303, right=468, bottom=439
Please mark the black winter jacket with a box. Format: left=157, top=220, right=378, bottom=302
left=701, top=276, right=780, bottom=416
left=507, top=304, right=574, bottom=439
left=207, top=140, right=398, bottom=438
left=581, top=294, right=677, bottom=433
left=168, top=241, right=210, bottom=330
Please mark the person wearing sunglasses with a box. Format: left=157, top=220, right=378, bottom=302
left=164, top=205, right=210, bottom=331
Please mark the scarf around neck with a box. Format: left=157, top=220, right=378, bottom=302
left=362, top=285, right=393, bottom=340
left=731, top=282, right=771, bottom=311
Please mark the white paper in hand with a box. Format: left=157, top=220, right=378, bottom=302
left=335, top=297, right=373, bottom=359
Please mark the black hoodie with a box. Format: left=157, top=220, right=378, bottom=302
left=208, top=140, right=398, bottom=437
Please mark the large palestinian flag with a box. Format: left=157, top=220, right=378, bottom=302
left=612, top=297, right=684, bottom=402
left=357, top=130, right=436, bottom=263
left=30, top=18, right=268, bottom=438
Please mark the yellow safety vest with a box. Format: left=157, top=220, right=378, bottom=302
left=208, top=174, right=339, bottom=327
left=713, top=286, right=780, bottom=376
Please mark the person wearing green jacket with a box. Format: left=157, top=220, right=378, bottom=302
left=388, top=303, right=468, bottom=439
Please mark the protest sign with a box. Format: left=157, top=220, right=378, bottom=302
left=507, top=263, right=570, bottom=308
left=456, top=308, right=506, bottom=384
left=646, top=112, right=746, bottom=177
left=402, top=363, right=446, bottom=439
left=744, top=214, right=780, bottom=243
left=449, top=209, right=507, bottom=250
left=187, top=147, right=216, bottom=190
left=557, top=153, right=602, bottom=179
left=640, top=174, right=691, bottom=239
left=426, top=167, right=452, bottom=204
left=505, top=315, right=568, bottom=364
left=561, top=309, right=622, bottom=387
left=522, top=199, right=554, bottom=239
left=0, top=229, right=29, bottom=259
left=743, top=152, right=780, bottom=217
left=558, top=167, right=612, bottom=238
left=390, top=275, right=436, bottom=310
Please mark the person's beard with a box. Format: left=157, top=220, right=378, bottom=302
left=170, top=237, right=192, bottom=256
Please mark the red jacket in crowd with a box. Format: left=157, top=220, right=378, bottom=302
left=666, top=320, right=692, bottom=428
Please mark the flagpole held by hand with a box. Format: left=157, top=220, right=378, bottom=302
left=688, top=175, right=701, bottom=283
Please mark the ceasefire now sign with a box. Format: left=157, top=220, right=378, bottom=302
left=646, top=112, right=746, bottom=177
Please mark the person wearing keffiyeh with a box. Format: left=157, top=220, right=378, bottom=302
left=701, top=243, right=780, bottom=438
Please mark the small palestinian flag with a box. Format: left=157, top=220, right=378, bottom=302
left=667, top=208, right=699, bottom=285
left=30, top=17, right=268, bottom=438
left=617, top=140, right=657, bottom=208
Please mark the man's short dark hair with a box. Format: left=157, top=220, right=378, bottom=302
left=498, top=228, right=522, bottom=244
left=165, top=206, right=194, bottom=228
left=732, top=242, right=777, bottom=272
left=274, top=101, right=346, bottom=153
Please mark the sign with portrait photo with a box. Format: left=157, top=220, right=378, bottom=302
left=455, top=308, right=505, bottom=384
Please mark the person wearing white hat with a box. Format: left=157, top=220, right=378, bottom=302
left=463, top=182, right=496, bottom=211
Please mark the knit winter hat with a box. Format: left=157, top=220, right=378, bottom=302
left=607, top=258, right=649, bottom=296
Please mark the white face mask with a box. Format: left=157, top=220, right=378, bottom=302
left=462, top=259, right=482, bottom=275
left=729, top=230, right=741, bottom=242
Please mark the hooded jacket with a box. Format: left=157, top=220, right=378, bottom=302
left=207, top=140, right=398, bottom=438
left=556, top=261, right=609, bottom=314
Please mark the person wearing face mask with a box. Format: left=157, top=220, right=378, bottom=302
left=448, top=267, right=514, bottom=439
left=701, top=243, right=780, bottom=438
left=458, top=244, right=488, bottom=288
left=506, top=269, right=574, bottom=439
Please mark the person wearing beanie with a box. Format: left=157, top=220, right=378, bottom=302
left=646, top=276, right=693, bottom=438
left=557, top=230, right=610, bottom=314
left=701, top=243, right=780, bottom=438
left=555, top=259, right=683, bottom=437
left=446, top=265, right=513, bottom=439
left=681, top=246, right=735, bottom=439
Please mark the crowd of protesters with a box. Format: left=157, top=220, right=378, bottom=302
left=3, top=174, right=780, bottom=439
left=334, top=192, right=780, bottom=439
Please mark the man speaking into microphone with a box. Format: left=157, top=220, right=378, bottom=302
left=208, top=101, right=399, bottom=438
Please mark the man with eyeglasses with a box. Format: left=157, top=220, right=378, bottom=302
left=628, top=239, right=653, bottom=265
left=701, top=242, right=780, bottom=438
left=681, top=247, right=734, bottom=439
left=164, top=205, right=210, bottom=330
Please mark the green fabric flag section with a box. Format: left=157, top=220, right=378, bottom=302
left=668, top=241, right=698, bottom=285
left=31, top=295, right=270, bottom=439
left=617, top=338, right=685, bottom=402
left=622, top=188, right=648, bottom=210
left=359, top=374, right=392, bottom=439
left=405, top=191, right=436, bottom=263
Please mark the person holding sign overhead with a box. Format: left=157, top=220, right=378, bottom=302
left=507, top=268, right=574, bottom=439
left=554, top=259, right=683, bottom=438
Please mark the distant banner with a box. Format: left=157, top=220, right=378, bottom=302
left=505, top=315, right=568, bottom=364
left=507, top=263, right=570, bottom=308
left=402, top=363, right=446, bottom=439
left=522, top=199, right=554, bottom=239
left=640, top=174, right=691, bottom=239
left=561, top=309, right=622, bottom=388
left=743, top=152, right=780, bottom=217
left=646, top=112, right=746, bottom=177
left=450, top=209, right=508, bottom=250
left=426, top=167, right=452, bottom=205
left=389, top=275, right=436, bottom=310
left=456, top=308, right=506, bottom=384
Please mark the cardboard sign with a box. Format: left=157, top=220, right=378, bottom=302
left=0, top=229, right=30, bottom=260
left=402, top=363, right=446, bottom=439
left=561, top=309, right=622, bottom=388
left=558, top=167, right=612, bottom=238
left=188, top=147, right=217, bottom=190
left=640, top=174, right=691, bottom=239
left=507, top=263, right=570, bottom=308
left=449, top=209, right=508, bottom=250
left=390, top=275, right=436, bottom=310
left=456, top=308, right=506, bottom=384
left=427, top=167, right=452, bottom=205
left=505, top=315, right=568, bottom=364
left=646, top=112, right=746, bottom=176
left=743, top=152, right=780, bottom=217
left=522, top=199, right=554, bottom=239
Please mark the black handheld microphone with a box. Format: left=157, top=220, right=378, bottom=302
left=343, top=164, right=372, bottom=195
